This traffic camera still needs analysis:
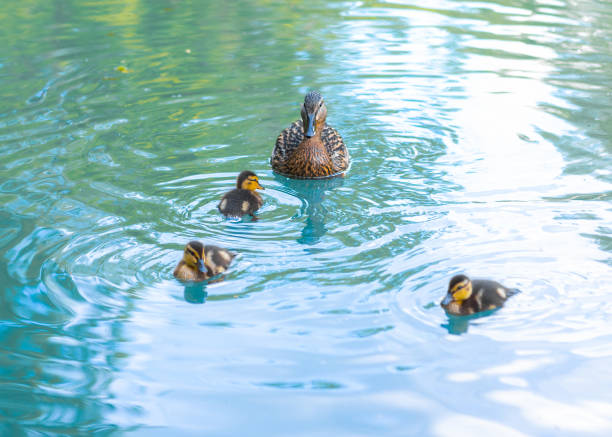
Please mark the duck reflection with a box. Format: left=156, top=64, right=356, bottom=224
left=273, top=173, right=344, bottom=245
left=441, top=309, right=498, bottom=335
left=183, top=282, right=208, bottom=304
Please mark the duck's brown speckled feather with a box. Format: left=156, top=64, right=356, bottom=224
left=271, top=120, right=349, bottom=178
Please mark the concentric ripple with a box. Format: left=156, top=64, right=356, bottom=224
left=1, top=0, right=612, bottom=435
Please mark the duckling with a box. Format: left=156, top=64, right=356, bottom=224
left=271, top=91, right=350, bottom=179
left=441, top=274, right=519, bottom=316
left=173, top=241, right=235, bottom=282
left=218, top=171, right=264, bottom=218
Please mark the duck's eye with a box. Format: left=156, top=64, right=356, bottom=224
left=451, top=280, right=472, bottom=300
left=451, top=280, right=468, bottom=294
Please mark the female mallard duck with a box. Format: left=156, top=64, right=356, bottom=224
left=441, top=274, right=519, bottom=315
left=271, top=91, right=350, bottom=179
left=218, top=171, right=264, bottom=218
left=173, top=241, right=235, bottom=282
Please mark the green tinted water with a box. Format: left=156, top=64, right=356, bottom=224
left=1, top=0, right=611, bottom=435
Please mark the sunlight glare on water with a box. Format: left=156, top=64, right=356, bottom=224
left=0, top=0, right=611, bottom=435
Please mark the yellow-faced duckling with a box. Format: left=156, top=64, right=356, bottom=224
left=174, top=241, right=235, bottom=282
left=218, top=171, right=264, bottom=218
left=271, top=91, right=350, bottom=179
left=441, top=274, right=519, bottom=316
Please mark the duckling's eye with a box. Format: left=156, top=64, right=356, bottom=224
left=452, top=281, right=469, bottom=294
left=186, top=248, right=199, bottom=259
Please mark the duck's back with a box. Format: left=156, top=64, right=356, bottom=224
left=271, top=120, right=349, bottom=177
left=465, top=280, right=519, bottom=314
left=218, top=189, right=262, bottom=217
left=203, top=245, right=235, bottom=276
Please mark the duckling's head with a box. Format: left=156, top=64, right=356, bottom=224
left=182, top=241, right=206, bottom=273
left=301, top=91, right=327, bottom=138
left=441, top=274, right=473, bottom=306
left=237, top=170, right=264, bottom=191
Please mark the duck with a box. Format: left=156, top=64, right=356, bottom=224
left=271, top=91, right=350, bottom=179
left=218, top=171, right=264, bottom=218
left=173, top=241, right=235, bottom=282
left=440, top=274, right=519, bottom=316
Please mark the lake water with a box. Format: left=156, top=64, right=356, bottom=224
left=1, top=0, right=611, bottom=435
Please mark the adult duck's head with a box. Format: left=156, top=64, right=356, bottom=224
left=300, top=91, right=327, bottom=138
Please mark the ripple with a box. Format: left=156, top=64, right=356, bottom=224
left=1, top=0, right=611, bottom=435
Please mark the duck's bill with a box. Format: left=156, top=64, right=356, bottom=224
left=306, top=113, right=316, bottom=137
left=198, top=259, right=206, bottom=273
left=441, top=294, right=453, bottom=306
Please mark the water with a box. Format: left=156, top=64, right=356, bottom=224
left=1, top=0, right=611, bottom=435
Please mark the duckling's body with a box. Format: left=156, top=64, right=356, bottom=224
left=271, top=91, right=349, bottom=179
left=218, top=171, right=264, bottom=218
left=219, top=188, right=262, bottom=217
left=441, top=274, right=519, bottom=316
left=174, top=241, right=235, bottom=282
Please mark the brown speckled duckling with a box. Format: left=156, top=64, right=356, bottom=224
left=271, top=91, right=349, bottom=179
left=173, top=241, right=235, bottom=282
left=441, top=274, right=519, bottom=316
left=218, top=171, right=264, bottom=218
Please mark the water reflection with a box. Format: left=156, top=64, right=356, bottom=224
left=442, top=310, right=499, bottom=335
left=273, top=173, right=344, bottom=245
left=1, top=0, right=612, bottom=435
left=183, top=282, right=208, bottom=304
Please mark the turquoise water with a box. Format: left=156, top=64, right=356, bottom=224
left=1, top=0, right=611, bottom=435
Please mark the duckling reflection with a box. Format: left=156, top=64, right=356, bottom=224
left=441, top=312, right=492, bottom=335
left=183, top=282, right=208, bottom=304
left=274, top=173, right=344, bottom=245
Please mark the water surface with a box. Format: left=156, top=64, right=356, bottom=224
left=1, top=0, right=611, bottom=435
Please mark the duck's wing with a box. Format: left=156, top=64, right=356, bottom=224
left=218, top=190, right=241, bottom=216
left=204, top=245, right=235, bottom=276
left=322, top=124, right=350, bottom=173
left=219, top=189, right=256, bottom=217
left=271, top=120, right=303, bottom=170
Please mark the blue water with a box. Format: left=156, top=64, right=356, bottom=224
left=1, top=0, right=611, bottom=435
